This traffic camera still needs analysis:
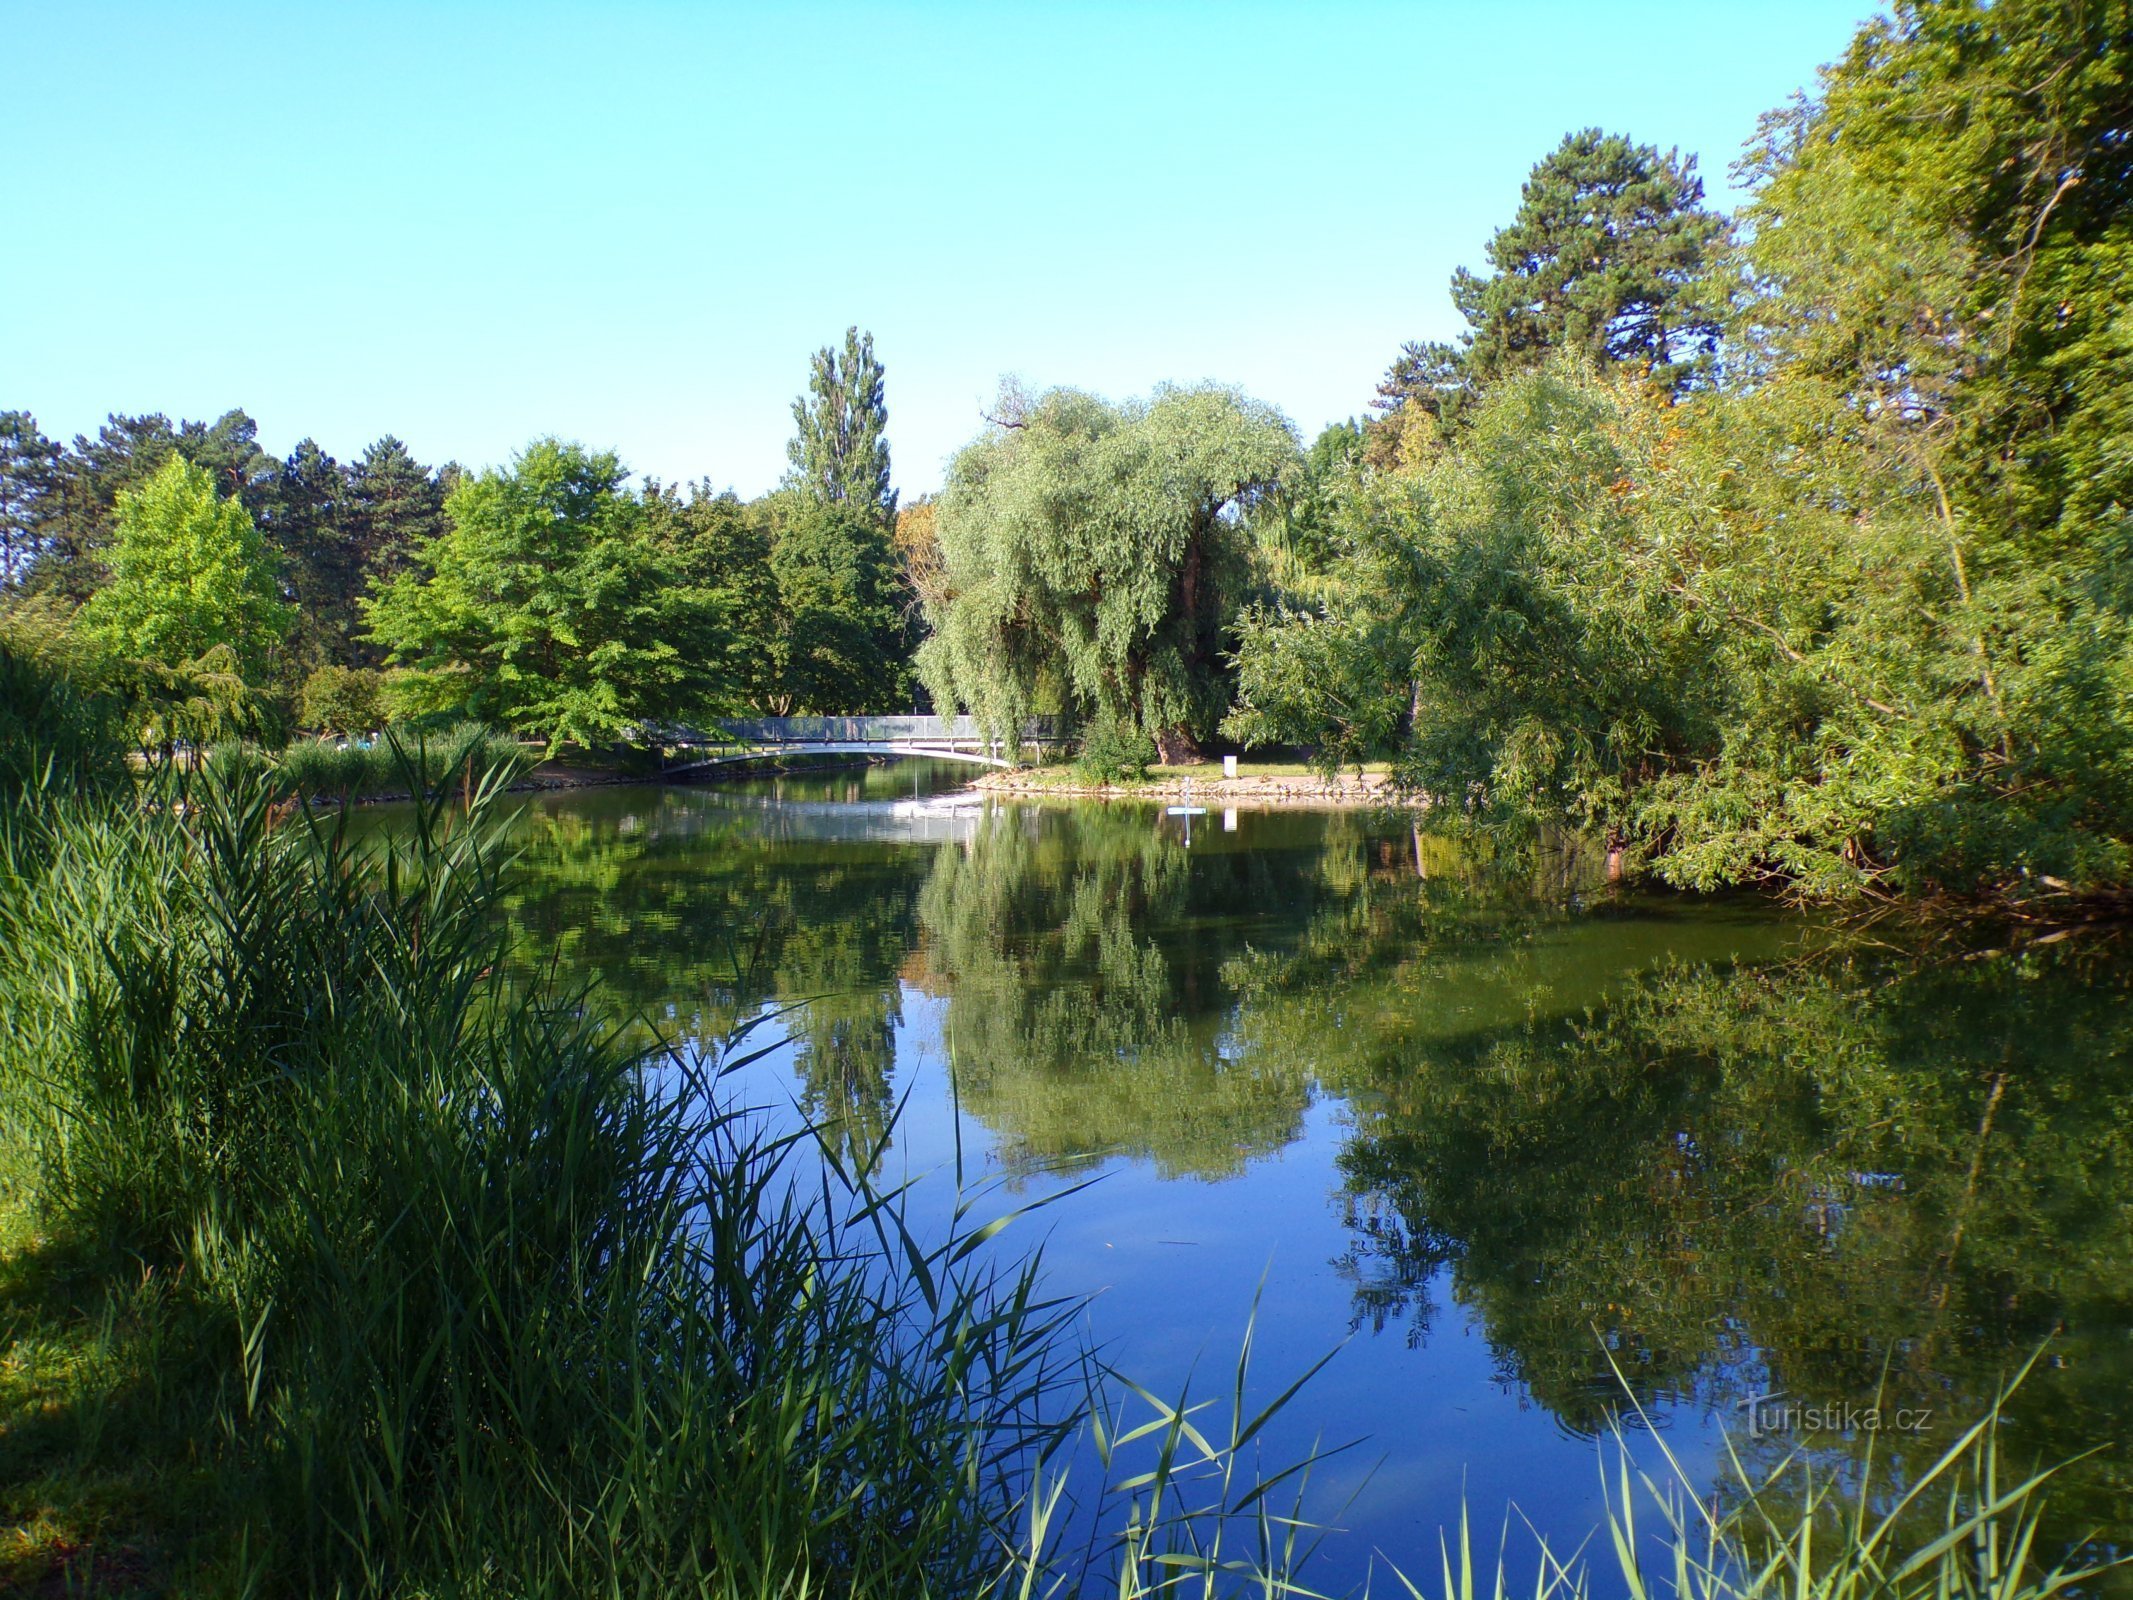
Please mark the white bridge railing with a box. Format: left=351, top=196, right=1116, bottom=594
left=666, top=716, right=1059, bottom=747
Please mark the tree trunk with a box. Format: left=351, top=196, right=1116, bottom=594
left=1155, top=725, right=1201, bottom=765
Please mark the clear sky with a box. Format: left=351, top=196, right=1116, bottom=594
left=5, top=1, right=1879, bottom=498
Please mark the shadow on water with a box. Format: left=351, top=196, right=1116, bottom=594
left=474, top=770, right=2133, bottom=1591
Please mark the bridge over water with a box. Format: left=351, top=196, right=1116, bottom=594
left=659, top=715, right=1059, bottom=775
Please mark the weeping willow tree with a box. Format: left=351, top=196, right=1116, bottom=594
left=915, top=384, right=1297, bottom=761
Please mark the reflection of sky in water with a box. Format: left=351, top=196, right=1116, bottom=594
left=493, top=768, right=2133, bottom=1598
left=710, top=985, right=1714, bottom=1596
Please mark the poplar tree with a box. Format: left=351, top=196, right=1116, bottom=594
left=779, top=328, right=909, bottom=709
left=786, top=326, right=896, bottom=526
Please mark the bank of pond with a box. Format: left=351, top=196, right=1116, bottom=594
left=1, top=750, right=2127, bottom=1597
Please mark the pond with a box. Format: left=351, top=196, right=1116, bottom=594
left=486, top=760, right=2133, bottom=1593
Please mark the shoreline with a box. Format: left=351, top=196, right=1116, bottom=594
left=971, top=766, right=1420, bottom=809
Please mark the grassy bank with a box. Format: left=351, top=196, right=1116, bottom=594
left=0, top=754, right=1088, bottom=1594
left=0, top=662, right=1349, bottom=1594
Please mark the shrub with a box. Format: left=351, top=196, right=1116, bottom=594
left=1076, top=717, right=1159, bottom=783
left=300, top=664, right=384, bottom=736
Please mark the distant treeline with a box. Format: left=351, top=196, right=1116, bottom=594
left=0, top=326, right=919, bottom=752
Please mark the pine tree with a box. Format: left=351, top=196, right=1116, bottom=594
left=1376, top=130, right=1725, bottom=425
left=1452, top=129, right=1725, bottom=390
left=347, top=436, right=447, bottom=589
left=262, top=439, right=363, bottom=666
left=0, top=411, right=62, bottom=589
left=786, top=326, right=896, bottom=526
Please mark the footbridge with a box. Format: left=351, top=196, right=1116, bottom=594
left=658, top=716, right=1058, bottom=775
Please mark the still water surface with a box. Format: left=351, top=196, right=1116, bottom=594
left=489, top=760, right=2132, bottom=1591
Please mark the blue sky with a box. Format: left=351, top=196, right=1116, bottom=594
left=5, top=1, right=1878, bottom=497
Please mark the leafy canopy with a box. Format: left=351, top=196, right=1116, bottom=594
left=364, top=439, right=729, bottom=748
left=917, top=384, right=1298, bottom=756
left=1238, top=0, right=2133, bottom=898
left=78, top=452, right=291, bottom=682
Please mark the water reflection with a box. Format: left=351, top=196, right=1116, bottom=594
left=482, top=768, right=2133, bottom=1584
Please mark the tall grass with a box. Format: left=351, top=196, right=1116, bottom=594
left=1386, top=1370, right=2117, bottom=1600
left=0, top=762, right=1077, bottom=1594
left=261, top=720, right=529, bottom=802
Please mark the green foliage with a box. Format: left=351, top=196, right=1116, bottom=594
left=77, top=454, right=291, bottom=684
left=344, top=433, right=446, bottom=596
left=11, top=410, right=276, bottom=604
left=0, top=632, right=126, bottom=802
left=1074, top=715, right=1158, bottom=783
left=919, top=383, right=1299, bottom=759
left=768, top=497, right=911, bottom=713
left=1375, top=129, right=1725, bottom=435
left=1246, top=3, right=2133, bottom=900
left=787, top=325, right=896, bottom=526
left=0, top=411, right=62, bottom=589
left=271, top=721, right=525, bottom=801
left=364, top=438, right=730, bottom=749
left=299, top=662, right=384, bottom=735
left=0, top=766, right=1084, bottom=1594
left=1453, top=128, right=1725, bottom=390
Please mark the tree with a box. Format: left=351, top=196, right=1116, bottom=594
left=1370, top=341, right=1477, bottom=436
left=1457, top=129, right=1725, bottom=388
left=78, top=454, right=292, bottom=682
left=19, top=409, right=274, bottom=601
left=364, top=439, right=729, bottom=748
left=261, top=438, right=364, bottom=668
left=918, top=384, right=1298, bottom=760
left=786, top=326, right=896, bottom=526
left=0, top=411, right=61, bottom=589
left=1374, top=130, right=1726, bottom=431
left=346, top=435, right=447, bottom=591
left=301, top=663, right=385, bottom=735
left=769, top=499, right=908, bottom=713
left=649, top=483, right=785, bottom=713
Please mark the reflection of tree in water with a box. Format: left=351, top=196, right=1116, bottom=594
left=791, top=981, right=901, bottom=1172
left=1290, top=926, right=2133, bottom=1560
left=493, top=788, right=929, bottom=1172
left=916, top=807, right=1334, bottom=1180
left=492, top=788, right=2133, bottom=1570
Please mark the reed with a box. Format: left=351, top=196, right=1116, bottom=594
left=262, top=720, right=529, bottom=801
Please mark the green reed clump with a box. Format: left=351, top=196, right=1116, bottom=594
left=0, top=636, right=128, bottom=803
left=1382, top=1361, right=2118, bottom=1600
left=271, top=720, right=527, bottom=801
left=0, top=762, right=1089, bottom=1596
